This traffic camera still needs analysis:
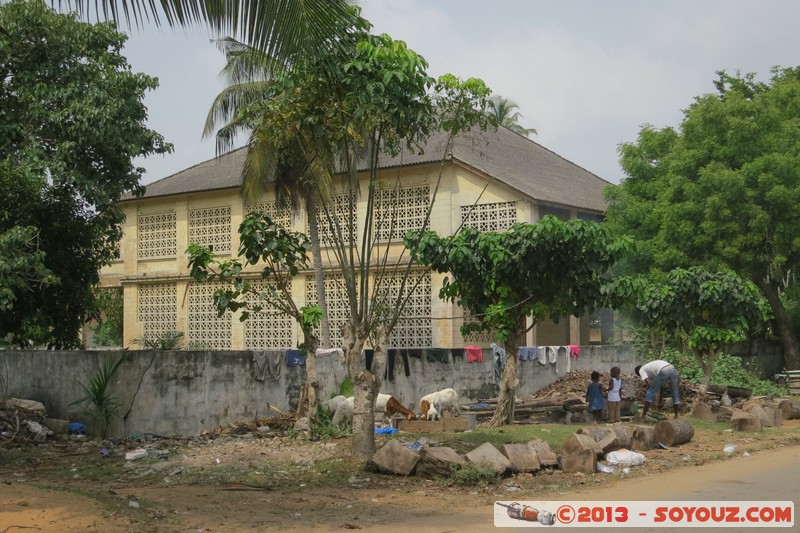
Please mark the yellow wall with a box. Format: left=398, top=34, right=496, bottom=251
left=102, top=161, right=601, bottom=350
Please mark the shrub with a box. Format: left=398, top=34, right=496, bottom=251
left=674, top=351, right=785, bottom=396
left=445, top=463, right=500, bottom=486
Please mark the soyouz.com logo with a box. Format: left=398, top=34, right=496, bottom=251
left=494, top=501, right=795, bottom=528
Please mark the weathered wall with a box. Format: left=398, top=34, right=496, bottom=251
left=1, top=346, right=635, bottom=437
left=2, top=343, right=781, bottom=438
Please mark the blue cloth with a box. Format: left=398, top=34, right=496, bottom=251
left=285, top=349, right=306, bottom=366
left=491, top=343, right=506, bottom=385
left=375, top=427, right=397, bottom=435
left=68, top=422, right=88, bottom=434
left=470, top=403, right=490, bottom=410
left=518, top=346, right=537, bottom=361
left=586, top=382, right=605, bottom=412
left=646, top=365, right=680, bottom=405
left=404, top=440, right=424, bottom=452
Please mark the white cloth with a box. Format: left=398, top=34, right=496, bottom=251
left=315, top=347, right=345, bottom=364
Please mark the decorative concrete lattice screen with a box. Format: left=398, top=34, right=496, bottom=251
left=243, top=280, right=294, bottom=349
left=138, top=282, right=177, bottom=341
left=460, top=202, right=517, bottom=232
left=314, top=193, right=356, bottom=247
left=459, top=309, right=494, bottom=344
left=305, top=273, right=352, bottom=349
left=377, top=270, right=432, bottom=348
left=244, top=201, right=292, bottom=228
left=137, top=211, right=176, bottom=258
left=189, top=206, right=231, bottom=254
left=375, top=184, right=430, bottom=241
left=188, top=281, right=232, bottom=349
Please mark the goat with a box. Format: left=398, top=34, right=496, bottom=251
left=332, top=396, right=354, bottom=429
left=419, top=388, right=460, bottom=420
left=426, top=405, right=439, bottom=420
left=385, top=396, right=416, bottom=422
left=323, top=395, right=347, bottom=415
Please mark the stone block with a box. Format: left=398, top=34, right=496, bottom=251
left=690, top=402, right=717, bottom=422
left=44, top=418, right=70, bottom=434
left=501, top=443, right=540, bottom=472
left=560, top=449, right=596, bottom=473
left=416, top=446, right=465, bottom=478
left=529, top=438, right=558, bottom=466
left=371, top=439, right=420, bottom=475
left=465, top=442, right=512, bottom=475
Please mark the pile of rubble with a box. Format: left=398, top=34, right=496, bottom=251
left=0, top=398, right=65, bottom=445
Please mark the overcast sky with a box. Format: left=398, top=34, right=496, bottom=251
left=119, top=0, right=800, bottom=186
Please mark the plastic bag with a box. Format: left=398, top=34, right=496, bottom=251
left=605, top=449, right=645, bottom=466
left=597, top=463, right=616, bottom=473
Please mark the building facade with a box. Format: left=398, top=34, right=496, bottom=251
left=99, top=127, right=613, bottom=351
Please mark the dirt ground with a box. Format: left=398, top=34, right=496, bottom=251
left=2, top=418, right=800, bottom=533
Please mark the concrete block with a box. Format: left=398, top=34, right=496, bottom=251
left=371, top=439, right=420, bottom=475
left=465, top=442, right=512, bottom=475
left=44, top=418, right=69, bottom=434
left=501, top=443, right=540, bottom=472
left=416, top=446, right=465, bottom=477
left=529, top=438, right=558, bottom=466
left=691, top=402, right=717, bottom=422
left=560, top=449, right=596, bottom=473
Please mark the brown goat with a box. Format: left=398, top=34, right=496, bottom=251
left=385, top=396, right=416, bottom=421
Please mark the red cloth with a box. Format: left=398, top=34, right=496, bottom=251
left=465, top=345, right=483, bottom=363
left=568, top=344, right=580, bottom=358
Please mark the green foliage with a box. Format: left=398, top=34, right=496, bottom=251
left=444, top=463, right=500, bottom=486
left=337, top=375, right=354, bottom=398
left=674, top=351, right=785, bottom=396
left=486, top=95, right=537, bottom=137
left=70, top=354, right=127, bottom=438
left=0, top=0, right=170, bottom=347
left=607, top=267, right=770, bottom=384
left=407, top=217, right=631, bottom=342
left=131, top=331, right=185, bottom=350
left=310, top=404, right=350, bottom=439
left=605, top=67, right=800, bottom=369
left=90, top=288, right=123, bottom=347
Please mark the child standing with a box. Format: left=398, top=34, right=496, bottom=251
left=607, top=366, right=623, bottom=423
left=586, top=370, right=605, bottom=424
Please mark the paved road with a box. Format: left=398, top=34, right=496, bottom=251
left=315, top=445, right=799, bottom=533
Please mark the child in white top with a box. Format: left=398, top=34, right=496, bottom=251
left=607, top=366, right=622, bottom=423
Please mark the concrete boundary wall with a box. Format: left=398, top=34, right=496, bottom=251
left=1, top=345, right=645, bottom=437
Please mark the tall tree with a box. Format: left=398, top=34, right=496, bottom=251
left=199, top=28, right=492, bottom=460
left=0, top=0, right=170, bottom=347
left=407, top=217, right=629, bottom=426
left=487, top=95, right=537, bottom=137
left=607, top=268, right=771, bottom=389
left=605, top=67, right=800, bottom=370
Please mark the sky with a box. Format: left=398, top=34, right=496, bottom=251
left=116, top=0, right=800, bottom=186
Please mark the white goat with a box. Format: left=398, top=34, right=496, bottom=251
left=324, top=395, right=347, bottom=415
left=332, top=396, right=354, bottom=429
left=426, top=406, right=440, bottom=420
left=419, top=388, right=460, bottom=419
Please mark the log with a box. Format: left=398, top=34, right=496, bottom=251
left=577, top=426, right=631, bottom=453
left=654, top=419, right=694, bottom=446
left=777, top=399, right=800, bottom=420
left=744, top=404, right=771, bottom=427
left=731, top=412, right=762, bottom=432
left=632, top=425, right=658, bottom=451
left=764, top=406, right=783, bottom=428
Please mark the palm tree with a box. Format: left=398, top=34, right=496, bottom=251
left=487, top=95, right=537, bottom=137
left=203, top=37, right=334, bottom=349
left=63, top=0, right=359, bottom=74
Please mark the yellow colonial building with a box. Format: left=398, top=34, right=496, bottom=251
left=100, top=127, right=612, bottom=351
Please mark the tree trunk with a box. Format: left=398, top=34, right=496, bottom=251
left=301, top=326, right=320, bottom=425
left=752, top=276, right=800, bottom=370
left=343, top=321, right=379, bottom=462
left=305, top=198, right=330, bottom=349
left=488, top=321, right=523, bottom=427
